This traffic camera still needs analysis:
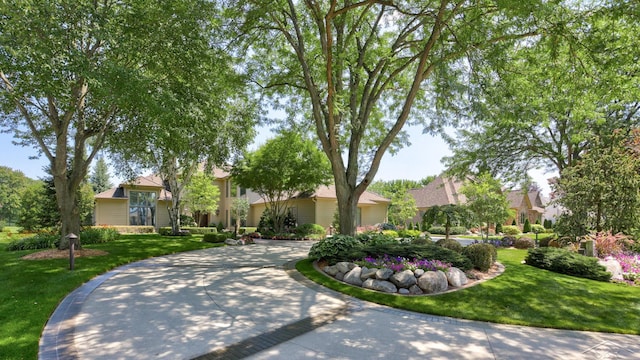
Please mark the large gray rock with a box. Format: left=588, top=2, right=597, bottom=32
left=409, top=285, right=424, bottom=295
left=599, top=257, right=624, bottom=281
left=323, top=265, right=339, bottom=276
left=362, top=279, right=398, bottom=293
left=417, top=270, right=449, bottom=294
left=336, top=262, right=355, bottom=274
left=343, top=267, right=363, bottom=286
left=390, top=270, right=417, bottom=289
left=413, top=269, right=425, bottom=278
left=335, top=272, right=345, bottom=281
left=446, top=267, right=468, bottom=287
left=360, top=267, right=378, bottom=281
left=375, top=268, right=394, bottom=280
left=399, top=288, right=410, bottom=295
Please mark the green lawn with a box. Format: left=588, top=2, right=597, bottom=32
left=297, top=248, right=640, bottom=334
left=0, top=232, right=221, bottom=360
left=456, top=233, right=556, bottom=241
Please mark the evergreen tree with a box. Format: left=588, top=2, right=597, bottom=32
left=496, top=222, right=503, bottom=234
left=523, top=219, right=532, bottom=233
left=90, top=157, right=113, bottom=194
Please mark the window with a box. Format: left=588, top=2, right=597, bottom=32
left=240, top=187, right=246, bottom=196
left=129, top=191, right=157, bottom=226
left=519, top=212, right=526, bottom=225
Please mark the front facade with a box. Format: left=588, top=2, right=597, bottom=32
left=505, top=190, right=545, bottom=227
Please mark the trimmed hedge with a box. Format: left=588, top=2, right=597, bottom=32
left=435, top=238, right=463, bottom=254
left=295, top=223, right=326, bottom=239
left=524, top=247, right=611, bottom=282
left=502, top=225, right=521, bottom=235
left=80, top=227, right=120, bottom=244
left=428, top=226, right=467, bottom=235
left=182, top=227, right=218, bottom=235
left=514, top=237, right=535, bottom=249
left=462, top=243, right=497, bottom=272
left=202, top=233, right=233, bottom=243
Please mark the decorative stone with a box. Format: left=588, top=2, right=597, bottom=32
left=343, top=267, right=363, bottom=286
left=409, top=285, right=424, bottom=295
left=323, top=265, right=339, bottom=276
left=417, top=270, right=448, bottom=294
left=375, top=268, right=394, bottom=280
left=335, top=272, right=345, bottom=281
left=446, top=267, right=468, bottom=287
left=362, top=278, right=398, bottom=293
left=360, top=267, right=378, bottom=281
left=225, top=239, right=241, bottom=246
left=390, top=270, right=417, bottom=288
left=336, top=262, right=354, bottom=274
left=399, top=288, right=410, bottom=295
left=599, top=257, right=624, bottom=281
left=414, top=269, right=425, bottom=278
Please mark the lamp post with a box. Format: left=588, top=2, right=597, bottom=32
left=67, top=233, right=78, bottom=270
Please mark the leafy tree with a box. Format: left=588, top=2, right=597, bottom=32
left=387, top=192, right=418, bottom=227
left=444, top=11, right=640, bottom=180
left=368, top=178, right=435, bottom=197
left=90, top=157, right=113, bottom=194
left=236, top=1, right=576, bottom=235
left=423, top=204, right=472, bottom=241
left=0, top=0, right=228, bottom=248
left=553, top=130, right=640, bottom=238
left=183, top=172, right=220, bottom=227
left=231, top=131, right=332, bottom=233
left=231, top=197, right=250, bottom=235
left=523, top=219, right=532, bottom=233
left=0, top=166, right=34, bottom=224
left=461, top=173, right=514, bottom=241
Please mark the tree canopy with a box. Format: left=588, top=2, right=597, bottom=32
left=183, top=172, right=220, bottom=227
left=461, top=173, right=513, bottom=240
left=231, top=131, right=332, bottom=233
left=90, top=157, right=113, bottom=194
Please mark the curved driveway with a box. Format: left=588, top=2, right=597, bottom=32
left=40, top=240, right=640, bottom=359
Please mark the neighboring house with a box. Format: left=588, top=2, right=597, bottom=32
left=407, top=175, right=467, bottom=224
left=505, top=190, right=545, bottom=227
left=94, top=172, right=390, bottom=231
left=94, top=175, right=172, bottom=228
left=250, top=185, right=391, bottom=230
left=407, top=174, right=545, bottom=229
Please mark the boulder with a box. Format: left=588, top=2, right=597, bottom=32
left=390, top=270, right=417, bottom=288
left=399, top=288, right=410, bottom=295
left=375, top=268, right=394, bottom=280
left=335, top=272, right=345, bottom=281
left=343, top=267, right=363, bottom=286
left=323, top=265, right=339, bottom=276
left=225, top=239, right=242, bottom=246
left=409, top=285, right=424, bottom=295
left=362, top=279, right=398, bottom=293
left=360, top=267, right=378, bottom=281
left=414, top=269, right=425, bottom=278
left=446, top=267, right=468, bottom=287
left=417, top=270, right=448, bottom=294
left=336, top=262, right=354, bottom=274
left=599, top=257, right=624, bottom=281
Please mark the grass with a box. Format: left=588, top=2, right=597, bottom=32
left=0, top=232, right=221, bottom=360
left=297, top=248, right=640, bottom=335
left=456, top=233, right=556, bottom=241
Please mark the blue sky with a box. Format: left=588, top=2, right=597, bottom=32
left=0, top=125, right=554, bottom=195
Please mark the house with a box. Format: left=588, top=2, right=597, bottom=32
left=94, top=175, right=173, bottom=228
left=407, top=175, right=467, bottom=224
left=407, top=174, right=545, bottom=229
left=94, top=172, right=390, bottom=231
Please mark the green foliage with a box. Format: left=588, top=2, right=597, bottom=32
left=184, top=172, right=220, bottom=226
left=90, top=157, right=113, bottom=194
left=381, top=230, right=399, bottom=238
left=158, top=227, right=172, bottom=236
left=436, top=238, right=464, bottom=254
left=495, top=222, right=503, bottom=234
left=387, top=191, right=418, bottom=226
left=543, top=219, right=553, bottom=229
left=523, top=219, right=532, bottom=233
left=427, top=226, right=467, bottom=236
left=181, top=227, right=217, bottom=235
left=180, top=215, right=197, bottom=227
left=368, top=178, right=435, bottom=198
left=461, top=173, right=514, bottom=241
left=397, top=229, right=421, bottom=239
left=295, top=223, right=326, bottom=240
left=257, top=210, right=275, bottom=235
left=531, top=224, right=545, bottom=234
left=411, top=237, right=433, bottom=245
left=583, top=231, right=634, bottom=257
left=422, top=204, right=472, bottom=240
left=344, top=244, right=472, bottom=271
left=308, top=235, right=364, bottom=264
left=231, top=131, right=332, bottom=233
left=514, top=237, right=535, bottom=249
left=0, top=166, right=35, bottom=224
left=231, top=197, right=250, bottom=232
left=502, top=225, right=521, bottom=236
left=525, top=248, right=612, bottom=282
left=462, top=243, right=497, bottom=272
left=202, top=233, right=226, bottom=243
left=356, top=232, right=398, bottom=246
left=80, top=227, right=120, bottom=244
left=216, top=221, right=224, bottom=233
left=7, top=233, right=58, bottom=251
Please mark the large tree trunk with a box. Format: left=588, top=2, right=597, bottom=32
left=335, top=181, right=360, bottom=236
left=57, top=185, right=81, bottom=250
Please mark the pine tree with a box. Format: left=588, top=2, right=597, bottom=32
left=90, top=157, right=113, bottom=194
left=523, top=218, right=532, bottom=233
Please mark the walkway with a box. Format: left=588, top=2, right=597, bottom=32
left=40, top=240, right=640, bottom=359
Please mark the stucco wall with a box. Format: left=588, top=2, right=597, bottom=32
left=315, top=199, right=337, bottom=228
left=156, top=200, right=172, bottom=227
left=361, top=204, right=388, bottom=226
left=94, top=199, right=128, bottom=226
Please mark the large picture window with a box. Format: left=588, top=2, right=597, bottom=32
left=129, top=191, right=157, bottom=226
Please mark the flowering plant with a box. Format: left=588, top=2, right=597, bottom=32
left=355, top=254, right=451, bottom=272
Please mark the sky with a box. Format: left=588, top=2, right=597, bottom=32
left=0, top=124, right=555, bottom=196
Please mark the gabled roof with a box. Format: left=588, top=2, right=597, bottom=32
left=251, top=185, right=391, bottom=205
left=95, top=174, right=172, bottom=200
left=408, top=175, right=467, bottom=208
left=124, top=174, right=165, bottom=188
left=95, top=187, right=126, bottom=199
left=506, top=190, right=525, bottom=209
left=507, top=190, right=545, bottom=214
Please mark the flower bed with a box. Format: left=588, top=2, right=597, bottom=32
left=613, top=253, right=640, bottom=285
left=355, top=255, right=451, bottom=273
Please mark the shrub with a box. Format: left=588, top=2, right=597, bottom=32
left=216, top=221, right=225, bottom=233
left=295, top=223, right=326, bottom=239
left=500, top=236, right=516, bottom=247
left=378, top=223, right=397, bottom=231
left=107, top=225, right=154, bottom=234
left=203, top=233, right=225, bottom=243
left=158, top=227, right=172, bottom=236
left=514, top=237, right=535, bottom=249
left=381, top=229, right=399, bottom=238
left=7, top=233, right=58, bottom=251
left=217, top=232, right=233, bottom=242
left=411, top=237, right=433, bottom=245
left=427, top=226, right=467, bottom=235
left=543, top=219, right=553, bottom=229
left=181, top=227, right=217, bottom=235
left=436, top=238, right=463, bottom=253
left=462, top=243, right=497, bottom=272
left=531, top=224, right=545, bottom=234
left=397, top=229, right=421, bottom=239
left=525, top=247, right=612, bottom=281
left=180, top=214, right=197, bottom=227
left=356, top=232, right=397, bottom=246
left=502, top=225, right=521, bottom=235
left=523, top=219, right=532, bottom=233
left=582, top=231, right=634, bottom=257
left=539, top=236, right=554, bottom=247
left=495, top=222, right=503, bottom=234
left=344, top=243, right=472, bottom=271
left=308, top=235, right=363, bottom=264
left=80, top=227, right=120, bottom=244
